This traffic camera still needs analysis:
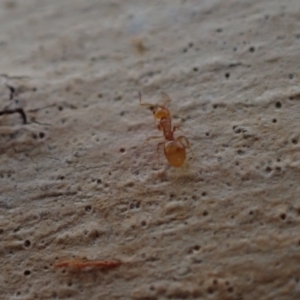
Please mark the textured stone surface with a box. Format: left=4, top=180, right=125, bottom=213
left=1, top=0, right=300, bottom=299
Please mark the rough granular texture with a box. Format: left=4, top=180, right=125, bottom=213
left=1, top=0, right=300, bottom=299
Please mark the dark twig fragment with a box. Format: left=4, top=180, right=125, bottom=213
left=0, top=108, right=27, bottom=124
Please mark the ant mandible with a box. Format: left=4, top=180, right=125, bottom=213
left=139, top=91, right=192, bottom=168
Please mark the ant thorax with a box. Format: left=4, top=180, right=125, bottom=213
left=159, top=118, right=173, bottom=140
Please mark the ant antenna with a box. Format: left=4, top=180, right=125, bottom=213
left=138, top=91, right=155, bottom=111
left=160, top=92, right=172, bottom=106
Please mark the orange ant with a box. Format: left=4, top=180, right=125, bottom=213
left=139, top=92, right=192, bottom=168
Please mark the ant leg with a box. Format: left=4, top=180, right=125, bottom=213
left=173, top=125, right=185, bottom=134
left=160, top=92, right=171, bottom=106
left=177, top=136, right=195, bottom=157
left=177, top=135, right=190, bottom=148
left=140, top=135, right=163, bottom=151
left=156, top=142, right=164, bottom=169
left=145, top=135, right=163, bottom=143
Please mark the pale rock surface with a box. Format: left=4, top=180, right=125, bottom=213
left=0, top=0, right=300, bottom=299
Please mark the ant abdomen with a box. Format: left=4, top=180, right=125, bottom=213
left=164, top=140, right=186, bottom=167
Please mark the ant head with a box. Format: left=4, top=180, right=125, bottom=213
left=153, top=105, right=170, bottom=119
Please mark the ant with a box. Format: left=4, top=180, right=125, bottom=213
left=139, top=91, right=192, bottom=168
